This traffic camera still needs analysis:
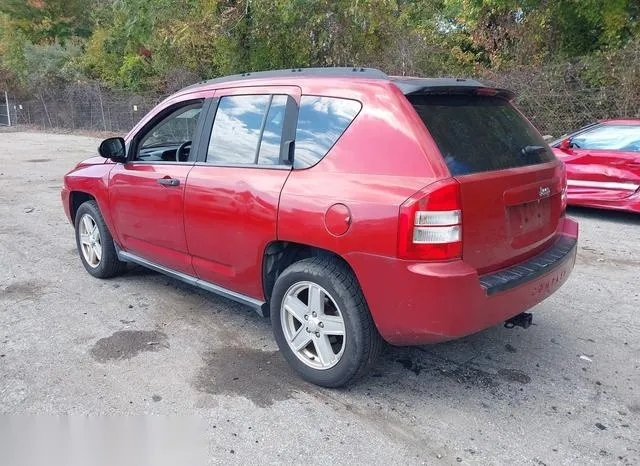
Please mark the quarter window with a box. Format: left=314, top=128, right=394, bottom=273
left=294, top=96, right=361, bottom=169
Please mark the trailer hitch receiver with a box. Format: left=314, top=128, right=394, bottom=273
left=504, top=312, right=533, bottom=329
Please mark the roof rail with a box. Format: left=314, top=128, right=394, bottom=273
left=183, top=67, right=388, bottom=91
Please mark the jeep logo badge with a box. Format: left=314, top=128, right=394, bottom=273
left=539, top=186, right=551, bottom=198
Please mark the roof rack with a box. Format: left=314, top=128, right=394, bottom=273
left=180, top=68, right=515, bottom=99
left=183, top=67, right=388, bottom=91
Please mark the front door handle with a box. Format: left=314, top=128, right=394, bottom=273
left=157, top=177, right=180, bottom=187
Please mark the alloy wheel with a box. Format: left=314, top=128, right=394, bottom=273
left=280, top=281, right=346, bottom=370
left=78, top=213, right=102, bottom=268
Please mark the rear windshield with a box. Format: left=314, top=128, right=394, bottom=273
left=409, top=94, right=555, bottom=176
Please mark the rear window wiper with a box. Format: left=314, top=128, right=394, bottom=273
left=520, top=145, right=547, bottom=157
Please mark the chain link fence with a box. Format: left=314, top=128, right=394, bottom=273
left=514, top=88, right=639, bottom=139
left=3, top=78, right=640, bottom=138
left=3, top=84, right=163, bottom=133
left=484, top=61, right=640, bottom=138
left=0, top=91, right=11, bottom=126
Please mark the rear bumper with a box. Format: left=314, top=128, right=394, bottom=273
left=347, top=217, right=578, bottom=345
left=479, top=235, right=576, bottom=296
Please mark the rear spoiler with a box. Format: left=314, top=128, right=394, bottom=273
left=392, top=78, right=515, bottom=101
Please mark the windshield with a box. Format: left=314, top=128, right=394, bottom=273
left=570, top=124, right=640, bottom=151
left=409, top=94, right=555, bottom=175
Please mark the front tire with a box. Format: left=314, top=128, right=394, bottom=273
left=74, top=200, right=127, bottom=278
left=270, top=257, right=383, bottom=387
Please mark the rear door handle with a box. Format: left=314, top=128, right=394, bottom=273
left=157, top=177, right=180, bottom=187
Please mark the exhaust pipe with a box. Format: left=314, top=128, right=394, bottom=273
left=504, top=312, right=533, bottom=329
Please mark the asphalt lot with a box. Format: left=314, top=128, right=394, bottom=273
left=1, top=130, right=639, bottom=465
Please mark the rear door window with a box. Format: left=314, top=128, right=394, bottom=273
left=294, top=96, right=361, bottom=168
left=207, top=95, right=270, bottom=165
left=205, top=94, right=295, bottom=166
left=257, top=95, right=288, bottom=165
left=409, top=95, right=554, bottom=175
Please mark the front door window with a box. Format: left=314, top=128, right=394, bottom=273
left=135, top=102, right=204, bottom=162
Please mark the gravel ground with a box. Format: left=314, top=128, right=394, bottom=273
left=1, top=131, right=638, bottom=465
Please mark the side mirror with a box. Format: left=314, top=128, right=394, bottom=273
left=558, top=138, right=572, bottom=152
left=98, top=137, right=127, bottom=163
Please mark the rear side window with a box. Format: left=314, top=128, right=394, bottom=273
left=410, top=95, right=554, bottom=176
left=294, top=96, right=361, bottom=169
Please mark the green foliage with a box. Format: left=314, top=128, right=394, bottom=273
left=550, top=0, right=640, bottom=56
left=23, top=41, right=83, bottom=90
left=0, top=14, right=29, bottom=83
left=0, top=0, right=93, bottom=43
left=0, top=0, right=638, bottom=94
left=440, top=0, right=640, bottom=66
left=80, top=27, right=120, bottom=86
left=118, top=54, right=154, bottom=90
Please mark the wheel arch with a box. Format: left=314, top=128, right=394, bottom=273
left=261, top=241, right=358, bottom=308
left=68, top=189, right=120, bottom=248
left=69, top=191, right=97, bottom=223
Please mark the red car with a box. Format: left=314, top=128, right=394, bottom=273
left=552, top=119, right=640, bottom=213
left=62, top=68, right=578, bottom=387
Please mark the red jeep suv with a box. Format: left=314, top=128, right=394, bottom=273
left=62, top=68, right=578, bottom=387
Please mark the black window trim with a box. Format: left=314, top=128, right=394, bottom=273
left=192, top=162, right=293, bottom=170
left=253, top=94, right=274, bottom=164
left=198, top=93, right=299, bottom=169
left=127, top=98, right=211, bottom=165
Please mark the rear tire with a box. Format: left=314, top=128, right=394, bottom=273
left=271, top=257, right=383, bottom=387
left=74, top=200, right=127, bottom=278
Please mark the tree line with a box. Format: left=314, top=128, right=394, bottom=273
left=0, top=0, right=638, bottom=97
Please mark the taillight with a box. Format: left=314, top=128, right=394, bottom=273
left=398, top=179, right=462, bottom=261
left=560, top=162, right=568, bottom=212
